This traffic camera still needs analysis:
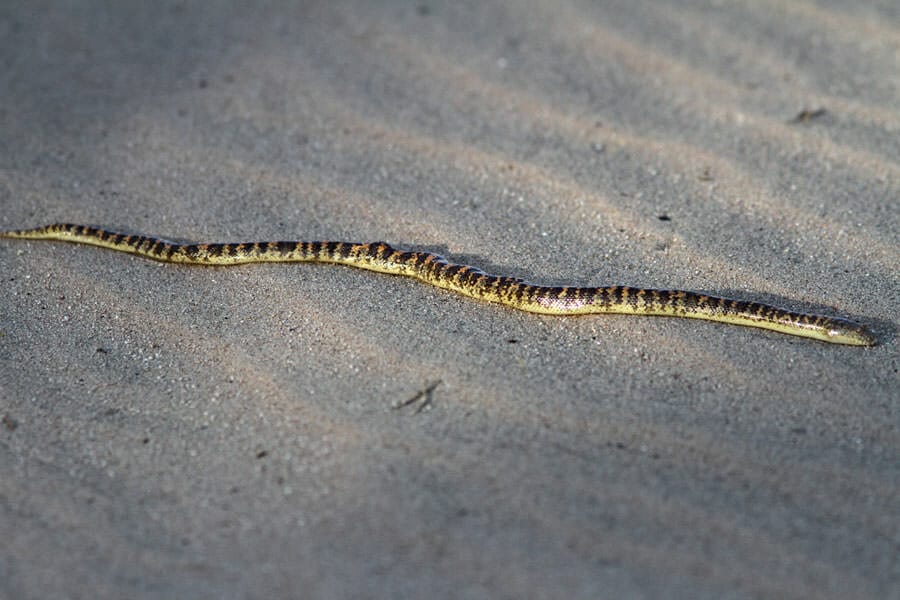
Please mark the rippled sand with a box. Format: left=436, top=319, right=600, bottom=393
left=1, top=2, right=897, bottom=598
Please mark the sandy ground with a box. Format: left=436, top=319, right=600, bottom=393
left=1, top=2, right=898, bottom=598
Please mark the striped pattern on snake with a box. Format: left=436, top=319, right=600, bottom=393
left=0, top=223, right=876, bottom=345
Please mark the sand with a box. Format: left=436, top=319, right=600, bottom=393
left=1, top=2, right=898, bottom=598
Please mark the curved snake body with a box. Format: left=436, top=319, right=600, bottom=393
left=1, top=223, right=876, bottom=345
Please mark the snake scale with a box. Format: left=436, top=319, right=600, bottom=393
left=1, top=223, right=876, bottom=345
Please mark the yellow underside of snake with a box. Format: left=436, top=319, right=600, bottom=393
left=1, top=223, right=876, bottom=345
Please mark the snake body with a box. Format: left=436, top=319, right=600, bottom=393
left=1, top=223, right=876, bottom=345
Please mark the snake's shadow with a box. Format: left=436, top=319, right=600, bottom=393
left=402, top=243, right=564, bottom=284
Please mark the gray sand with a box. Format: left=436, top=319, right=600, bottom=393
left=1, top=2, right=898, bottom=599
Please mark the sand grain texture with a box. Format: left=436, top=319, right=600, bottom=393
left=1, top=2, right=898, bottom=599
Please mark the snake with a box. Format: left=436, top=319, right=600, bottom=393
left=0, top=223, right=876, bottom=345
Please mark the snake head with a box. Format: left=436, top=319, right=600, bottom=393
left=826, top=319, right=877, bottom=346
